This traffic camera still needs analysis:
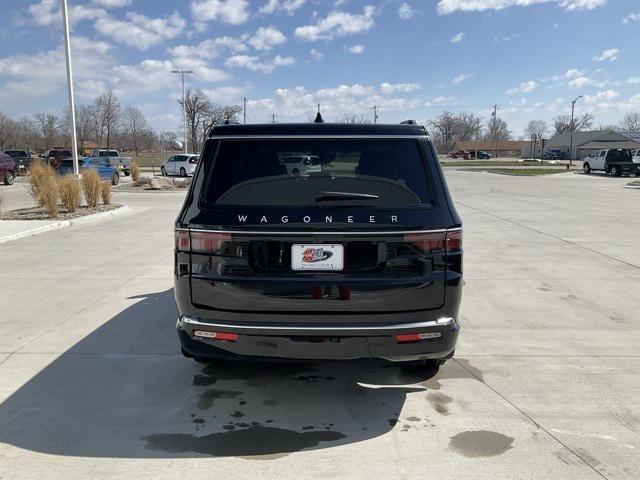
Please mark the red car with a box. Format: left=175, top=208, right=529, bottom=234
left=0, top=153, right=15, bottom=185
left=449, top=150, right=472, bottom=159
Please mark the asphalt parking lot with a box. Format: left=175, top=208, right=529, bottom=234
left=0, top=170, right=638, bottom=479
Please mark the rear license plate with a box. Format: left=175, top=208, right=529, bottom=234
left=291, top=244, right=344, bottom=271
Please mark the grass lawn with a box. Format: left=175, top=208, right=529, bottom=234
left=475, top=168, right=569, bottom=176
left=441, top=160, right=550, bottom=167
left=133, top=153, right=170, bottom=167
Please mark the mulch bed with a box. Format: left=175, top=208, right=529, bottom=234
left=0, top=204, right=122, bottom=221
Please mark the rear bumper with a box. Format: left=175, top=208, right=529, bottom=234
left=177, top=315, right=459, bottom=362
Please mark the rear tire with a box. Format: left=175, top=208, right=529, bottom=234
left=180, top=167, right=187, bottom=177
left=4, top=171, right=14, bottom=185
left=111, top=173, right=119, bottom=186
left=583, top=163, right=591, bottom=174
left=161, top=166, right=166, bottom=176
left=611, top=165, right=621, bottom=177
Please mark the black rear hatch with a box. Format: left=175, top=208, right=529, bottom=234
left=180, top=135, right=459, bottom=314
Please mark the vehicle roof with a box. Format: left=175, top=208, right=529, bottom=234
left=208, top=122, right=428, bottom=138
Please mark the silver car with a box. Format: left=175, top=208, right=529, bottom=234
left=161, top=154, right=199, bottom=177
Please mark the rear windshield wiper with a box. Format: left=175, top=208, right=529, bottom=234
left=315, top=191, right=379, bottom=201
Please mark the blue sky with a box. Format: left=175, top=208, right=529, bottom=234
left=1, top=0, right=639, bottom=137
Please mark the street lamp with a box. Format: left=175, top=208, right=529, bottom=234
left=171, top=70, right=194, bottom=154
left=60, top=0, right=79, bottom=175
left=569, top=95, right=583, bottom=167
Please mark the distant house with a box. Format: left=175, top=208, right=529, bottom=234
left=544, top=130, right=640, bottom=159
left=453, top=140, right=530, bottom=158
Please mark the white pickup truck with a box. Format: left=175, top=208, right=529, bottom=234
left=89, top=149, right=132, bottom=176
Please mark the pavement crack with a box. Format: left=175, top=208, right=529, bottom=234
left=457, top=201, right=640, bottom=271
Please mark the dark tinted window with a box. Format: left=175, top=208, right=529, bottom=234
left=202, top=139, right=432, bottom=207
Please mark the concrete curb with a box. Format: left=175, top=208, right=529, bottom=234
left=0, top=205, right=131, bottom=245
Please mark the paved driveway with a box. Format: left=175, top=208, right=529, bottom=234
left=0, top=172, right=638, bottom=479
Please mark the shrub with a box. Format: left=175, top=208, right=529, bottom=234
left=101, top=180, right=112, bottom=205
left=81, top=168, right=101, bottom=207
left=131, top=160, right=140, bottom=182
left=58, top=175, right=81, bottom=213
left=29, top=160, right=56, bottom=207
left=0, top=190, right=3, bottom=213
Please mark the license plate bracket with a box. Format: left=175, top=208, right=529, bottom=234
left=291, top=244, right=344, bottom=271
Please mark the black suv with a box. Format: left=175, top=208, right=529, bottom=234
left=175, top=122, right=462, bottom=366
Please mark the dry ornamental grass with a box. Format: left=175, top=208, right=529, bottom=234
left=82, top=169, right=101, bottom=207
left=58, top=175, right=81, bottom=213
left=101, top=181, right=112, bottom=205
left=28, top=161, right=59, bottom=218
left=131, top=160, right=140, bottom=182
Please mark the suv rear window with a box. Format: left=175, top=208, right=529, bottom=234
left=203, top=139, right=432, bottom=207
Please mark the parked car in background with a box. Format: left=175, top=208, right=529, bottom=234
left=582, top=149, right=640, bottom=177
left=476, top=150, right=492, bottom=159
left=280, top=154, right=322, bottom=175
left=43, top=148, right=72, bottom=168
left=632, top=149, right=640, bottom=163
left=543, top=149, right=566, bottom=160
left=57, top=158, right=120, bottom=185
left=0, top=153, right=16, bottom=185
left=3, top=150, right=32, bottom=174
left=160, top=154, right=199, bottom=177
left=448, top=150, right=471, bottom=159
left=89, top=149, right=132, bottom=176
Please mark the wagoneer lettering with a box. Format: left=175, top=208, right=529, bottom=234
left=174, top=122, right=463, bottom=367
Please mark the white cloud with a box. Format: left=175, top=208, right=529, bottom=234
left=190, top=0, right=250, bottom=26
left=450, top=32, right=464, bottom=43
left=202, top=85, right=252, bottom=102
left=593, top=48, right=618, bottom=62
left=91, top=0, right=131, bottom=7
left=346, top=44, right=366, bottom=54
left=622, top=12, right=640, bottom=23
left=260, top=0, right=305, bottom=15
left=506, top=80, right=537, bottom=95
left=437, top=0, right=607, bottom=15
left=167, top=36, right=247, bottom=61
left=295, top=6, right=376, bottom=41
left=27, top=0, right=107, bottom=27
left=584, top=89, right=619, bottom=104
left=310, top=49, right=324, bottom=60
left=379, top=82, right=421, bottom=94
left=225, top=54, right=295, bottom=73
left=452, top=73, right=472, bottom=84
left=398, top=3, right=416, bottom=19
left=95, top=11, right=185, bottom=50
left=568, top=76, right=594, bottom=88
left=248, top=27, right=286, bottom=51
left=493, top=33, right=521, bottom=43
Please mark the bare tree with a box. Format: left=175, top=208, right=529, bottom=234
left=0, top=113, right=19, bottom=150
left=75, top=105, right=93, bottom=151
left=428, top=111, right=459, bottom=152
left=553, top=113, right=594, bottom=135
left=454, top=113, right=481, bottom=142
left=201, top=104, right=243, bottom=148
left=617, top=112, right=640, bottom=133
left=122, top=105, right=149, bottom=156
left=95, top=89, right=121, bottom=149
left=178, top=89, right=211, bottom=154
left=483, top=117, right=511, bottom=142
left=34, top=113, right=60, bottom=149
left=525, top=120, right=548, bottom=140
left=19, top=117, right=39, bottom=153
left=341, top=113, right=370, bottom=124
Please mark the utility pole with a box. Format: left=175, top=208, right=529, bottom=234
left=272, top=114, right=276, bottom=124
left=569, top=95, right=583, bottom=168
left=60, top=0, right=79, bottom=175
left=491, top=104, right=499, bottom=159
left=373, top=105, right=379, bottom=124
left=243, top=97, right=247, bottom=124
left=475, top=117, right=480, bottom=160
left=171, top=69, right=194, bottom=154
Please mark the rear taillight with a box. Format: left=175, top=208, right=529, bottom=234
left=175, top=229, right=190, bottom=251
left=403, top=229, right=462, bottom=254
left=189, top=157, right=198, bottom=164
left=190, top=231, right=231, bottom=254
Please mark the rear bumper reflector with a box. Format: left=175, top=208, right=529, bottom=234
left=395, top=332, right=442, bottom=343
left=193, top=330, right=239, bottom=342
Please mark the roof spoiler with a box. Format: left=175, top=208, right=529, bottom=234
left=400, top=120, right=417, bottom=125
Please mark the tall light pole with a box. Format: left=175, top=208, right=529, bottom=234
left=491, top=104, right=499, bottom=159
left=569, top=95, right=583, bottom=167
left=373, top=105, right=379, bottom=124
left=61, top=0, right=79, bottom=175
left=171, top=70, right=194, bottom=154
left=243, top=97, right=247, bottom=124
